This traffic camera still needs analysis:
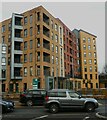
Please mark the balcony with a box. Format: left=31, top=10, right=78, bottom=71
left=43, top=26, right=50, bottom=38
left=43, top=13, right=49, bottom=26
left=44, top=66, right=50, bottom=76
left=14, top=17, right=23, bottom=29
left=43, top=52, right=50, bottom=63
left=15, top=29, right=22, bottom=38
left=14, top=68, right=22, bottom=79
left=43, top=39, right=50, bottom=50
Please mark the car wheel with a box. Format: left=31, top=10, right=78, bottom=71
left=26, top=100, right=33, bottom=106
left=49, top=104, right=59, bottom=113
left=85, top=103, right=95, bottom=112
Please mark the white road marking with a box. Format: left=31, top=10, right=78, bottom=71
left=83, top=116, right=90, bottom=120
left=31, top=115, right=48, bottom=120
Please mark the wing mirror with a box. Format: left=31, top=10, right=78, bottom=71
left=78, top=95, right=82, bottom=99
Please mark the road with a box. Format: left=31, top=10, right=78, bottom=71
left=1, top=99, right=106, bottom=120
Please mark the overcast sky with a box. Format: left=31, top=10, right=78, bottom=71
left=1, top=2, right=105, bottom=72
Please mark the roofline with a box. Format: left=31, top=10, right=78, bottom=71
left=79, top=29, right=97, bottom=38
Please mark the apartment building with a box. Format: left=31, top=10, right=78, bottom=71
left=0, top=6, right=99, bottom=93
left=73, top=29, right=99, bottom=89
left=0, top=6, right=65, bottom=92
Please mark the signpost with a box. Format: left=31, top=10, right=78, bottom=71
left=33, top=79, right=38, bottom=89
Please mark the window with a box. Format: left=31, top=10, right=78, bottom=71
left=24, top=41, right=27, bottom=50
left=77, top=60, right=80, bottom=65
left=84, top=66, right=87, bottom=72
left=37, top=12, right=40, bottom=21
left=24, top=54, right=27, bottom=62
left=84, top=52, right=86, bottom=57
left=96, top=74, right=98, bottom=79
left=90, top=74, right=92, bottom=79
left=8, top=23, right=11, bottom=31
left=2, top=25, right=5, bottom=33
left=30, top=15, right=33, bottom=24
left=52, top=44, right=54, bottom=52
left=56, top=46, right=58, bottom=53
left=94, top=59, right=97, bottom=64
left=9, top=84, right=13, bottom=92
left=94, top=52, right=96, bottom=57
left=56, top=57, right=58, bottom=65
left=37, top=52, right=40, bottom=61
left=58, top=92, right=66, bottom=97
left=55, top=34, right=58, bottom=42
left=37, top=25, right=40, bottom=34
left=24, top=17, right=27, bottom=24
left=68, top=92, right=79, bottom=98
left=83, top=45, right=86, bottom=50
left=30, top=27, right=33, bottom=36
left=96, top=83, right=98, bottom=88
left=8, top=34, right=11, bottom=42
left=95, top=66, right=97, bottom=72
left=52, top=67, right=54, bottom=76
left=24, top=29, right=27, bottom=37
left=30, top=40, right=33, bottom=49
left=60, top=48, right=63, bottom=56
left=89, top=59, right=92, bottom=64
left=2, top=36, right=5, bottom=43
left=51, top=32, right=54, bottom=40
left=2, top=57, right=6, bottom=63
left=2, top=58, right=6, bottom=65
left=93, top=45, right=96, bottom=50
left=93, top=39, right=96, bottom=44
left=51, top=20, right=54, bottom=29
left=37, top=38, right=40, bottom=47
left=88, top=38, right=91, bottom=43
left=85, top=74, right=87, bottom=79
left=30, top=53, right=33, bottom=62
left=60, top=37, right=62, bottom=45
left=89, top=66, right=92, bottom=72
left=60, top=27, right=62, bottom=35
left=88, top=45, right=91, bottom=50
left=52, top=56, right=54, bottom=64
left=55, top=23, right=58, bottom=31
left=30, top=66, right=33, bottom=76
left=89, top=52, right=92, bottom=57
left=83, top=37, right=86, bottom=43
left=24, top=67, right=27, bottom=76
left=77, top=53, right=79, bottom=57
left=37, top=66, right=40, bottom=76
left=84, top=60, right=87, bottom=64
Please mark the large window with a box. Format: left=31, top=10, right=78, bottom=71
left=83, top=37, right=86, bottom=43
left=55, top=34, right=58, bottom=42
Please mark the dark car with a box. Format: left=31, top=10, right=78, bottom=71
left=19, top=89, right=46, bottom=106
left=44, top=89, right=99, bottom=113
left=0, top=99, right=15, bottom=113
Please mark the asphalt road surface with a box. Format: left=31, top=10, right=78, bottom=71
left=1, top=99, right=106, bottom=120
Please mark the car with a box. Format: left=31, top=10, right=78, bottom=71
left=0, top=99, right=15, bottom=113
left=19, top=89, right=46, bottom=106
left=44, top=89, right=99, bottom=113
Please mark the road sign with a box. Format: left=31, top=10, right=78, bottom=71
left=33, top=79, right=38, bottom=89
